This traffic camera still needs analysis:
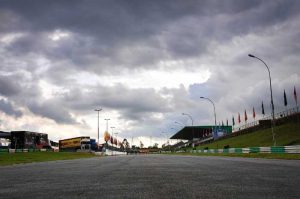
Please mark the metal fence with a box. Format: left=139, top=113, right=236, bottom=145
left=233, top=105, right=299, bottom=132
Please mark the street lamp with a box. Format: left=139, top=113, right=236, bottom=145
left=174, top=121, right=184, bottom=127
left=182, top=113, right=193, bottom=126
left=182, top=113, right=194, bottom=146
left=161, top=132, right=169, bottom=151
left=94, top=108, right=102, bottom=144
left=111, top=126, right=115, bottom=155
left=248, top=54, right=276, bottom=146
left=104, top=118, right=110, bottom=132
left=111, top=126, right=115, bottom=140
left=114, top=132, right=119, bottom=149
left=200, top=97, right=217, bottom=126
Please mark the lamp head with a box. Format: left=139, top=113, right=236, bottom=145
left=248, top=54, right=255, bottom=58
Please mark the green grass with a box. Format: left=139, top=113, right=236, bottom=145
left=171, top=152, right=300, bottom=160
left=0, top=152, right=96, bottom=166
left=197, top=122, right=300, bottom=150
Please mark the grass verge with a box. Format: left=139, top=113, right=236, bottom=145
left=170, top=152, right=300, bottom=160
left=197, top=122, right=300, bottom=150
left=0, top=152, right=96, bottom=166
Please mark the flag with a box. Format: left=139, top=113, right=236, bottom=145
left=284, top=89, right=287, bottom=106
left=294, top=86, right=298, bottom=105
left=110, top=136, right=113, bottom=144
left=232, top=116, right=235, bottom=126
left=262, top=101, right=265, bottom=115
left=253, top=107, right=256, bottom=119
left=244, top=110, right=248, bottom=122
left=104, top=131, right=110, bottom=142
left=238, top=113, right=241, bottom=124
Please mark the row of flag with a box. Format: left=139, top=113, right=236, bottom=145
left=104, top=131, right=123, bottom=147
left=222, top=86, right=298, bottom=126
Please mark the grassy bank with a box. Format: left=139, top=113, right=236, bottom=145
left=197, top=122, right=300, bottom=150
left=0, top=152, right=96, bottom=166
left=171, top=152, right=300, bottom=160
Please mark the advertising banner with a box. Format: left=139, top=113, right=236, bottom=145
left=60, top=138, right=81, bottom=149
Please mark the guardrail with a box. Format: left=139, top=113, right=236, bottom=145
left=0, top=148, right=53, bottom=153
left=183, top=145, right=300, bottom=154
left=190, top=145, right=300, bottom=154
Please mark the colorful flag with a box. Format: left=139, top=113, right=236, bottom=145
left=253, top=107, right=256, bottom=119
left=284, top=89, right=287, bottom=106
left=294, top=86, right=298, bottom=105
left=104, top=131, right=110, bottom=142
left=244, top=110, right=248, bottom=122
left=262, top=101, right=265, bottom=115
left=238, top=113, right=241, bottom=124
left=232, top=116, right=235, bottom=126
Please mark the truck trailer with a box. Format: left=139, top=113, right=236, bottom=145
left=59, top=137, right=91, bottom=152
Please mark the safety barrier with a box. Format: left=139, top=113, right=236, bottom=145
left=188, top=145, right=300, bottom=154
left=0, top=149, right=54, bottom=153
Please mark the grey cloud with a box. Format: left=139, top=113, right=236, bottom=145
left=2, top=0, right=299, bottom=72
left=0, top=99, right=22, bottom=117
left=0, top=75, right=22, bottom=96
left=61, top=84, right=172, bottom=121
left=0, top=0, right=300, bottom=138
left=28, top=100, right=77, bottom=124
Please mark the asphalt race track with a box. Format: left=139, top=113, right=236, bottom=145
left=0, top=155, right=299, bottom=199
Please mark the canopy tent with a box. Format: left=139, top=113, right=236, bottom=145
left=0, top=131, right=10, bottom=139
left=170, top=126, right=232, bottom=140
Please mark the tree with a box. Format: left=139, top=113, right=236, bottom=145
left=153, top=143, right=159, bottom=149
left=122, top=139, right=130, bottom=151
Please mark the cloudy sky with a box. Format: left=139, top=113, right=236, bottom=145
left=0, top=0, right=299, bottom=146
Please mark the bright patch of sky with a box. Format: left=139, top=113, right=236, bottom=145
left=48, top=29, right=70, bottom=41
left=0, top=32, right=24, bottom=45
left=114, top=69, right=211, bottom=90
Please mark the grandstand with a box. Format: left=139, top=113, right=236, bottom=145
left=169, top=106, right=300, bottom=149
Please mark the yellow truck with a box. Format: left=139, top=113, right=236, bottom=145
left=59, top=137, right=90, bottom=152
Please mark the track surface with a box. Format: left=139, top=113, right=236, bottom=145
left=1, top=155, right=299, bottom=199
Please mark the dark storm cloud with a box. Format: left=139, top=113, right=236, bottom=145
left=28, top=100, right=77, bottom=124
left=0, top=75, right=22, bottom=96
left=2, top=0, right=299, bottom=71
left=0, top=99, right=22, bottom=117
left=0, top=0, right=300, bottom=133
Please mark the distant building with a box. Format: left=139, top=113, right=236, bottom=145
left=10, top=131, right=50, bottom=149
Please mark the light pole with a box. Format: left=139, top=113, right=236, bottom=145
left=94, top=108, right=102, bottom=144
left=111, top=126, right=115, bottom=155
left=161, top=132, right=168, bottom=149
left=182, top=113, right=194, bottom=146
left=114, top=132, right=119, bottom=149
left=200, top=97, right=217, bottom=126
left=174, top=121, right=184, bottom=127
left=248, top=54, right=276, bottom=146
left=104, top=119, right=110, bottom=132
